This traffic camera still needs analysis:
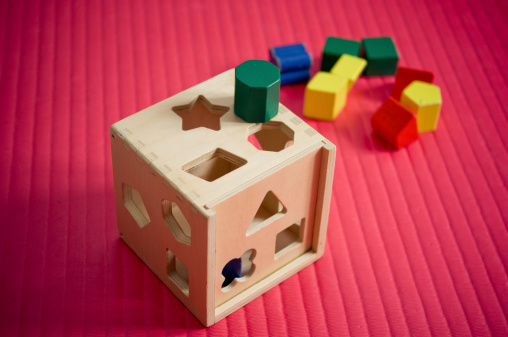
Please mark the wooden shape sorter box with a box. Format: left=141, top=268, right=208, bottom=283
left=110, top=69, right=336, bottom=326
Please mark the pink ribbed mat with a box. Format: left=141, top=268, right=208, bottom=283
left=1, top=0, right=507, bottom=335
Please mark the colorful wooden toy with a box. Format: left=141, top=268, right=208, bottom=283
left=234, top=60, right=281, bottom=123
left=321, top=36, right=362, bottom=72
left=330, top=54, right=368, bottom=89
left=270, top=43, right=312, bottom=85
left=110, top=68, right=336, bottom=326
left=303, top=71, right=348, bottom=120
left=269, top=43, right=312, bottom=72
left=371, top=96, right=418, bottom=149
left=391, top=67, right=434, bottom=101
left=400, top=80, right=442, bottom=133
left=280, top=68, right=311, bottom=85
left=362, top=37, right=399, bottom=76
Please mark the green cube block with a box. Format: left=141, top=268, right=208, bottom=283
left=362, top=37, right=399, bottom=76
left=234, top=60, right=281, bottom=123
left=321, top=37, right=362, bottom=72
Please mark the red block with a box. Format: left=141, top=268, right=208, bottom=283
left=371, top=97, right=418, bottom=149
left=391, top=66, right=434, bottom=101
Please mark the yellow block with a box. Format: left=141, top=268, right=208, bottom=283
left=400, top=80, right=442, bottom=133
left=330, top=54, right=367, bottom=89
left=303, top=72, right=348, bottom=121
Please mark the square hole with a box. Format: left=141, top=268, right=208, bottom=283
left=183, top=148, right=247, bottom=182
left=275, top=219, right=305, bottom=259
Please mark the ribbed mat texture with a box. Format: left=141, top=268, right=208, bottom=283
left=1, top=0, right=507, bottom=335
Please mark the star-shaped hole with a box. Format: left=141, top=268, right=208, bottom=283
left=172, top=95, right=229, bottom=131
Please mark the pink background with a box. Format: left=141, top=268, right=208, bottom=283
left=1, top=0, right=507, bottom=335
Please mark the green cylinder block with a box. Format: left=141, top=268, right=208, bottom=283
left=234, top=60, right=281, bottom=123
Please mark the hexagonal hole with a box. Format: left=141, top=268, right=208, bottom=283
left=247, top=121, right=294, bottom=152
left=247, top=191, right=286, bottom=236
left=183, top=148, right=247, bottom=182
left=123, top=183, right=150, bottom=228
left=162, top=200, right=191, bottom=245
left=275, top=218, right=305, bottom=259
left=167, top=249, right=189, bottom=297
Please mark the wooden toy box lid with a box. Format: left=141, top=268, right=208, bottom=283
left=111, top=69, right=331, bottom=213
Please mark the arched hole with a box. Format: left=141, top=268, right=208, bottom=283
left=166, top=249, right=189, bottom=297
left=162, top=200, right=191, bottom=245
left=122, top=183, right=150, bottom=228
left=221, top=249, right=256, bottom=292
left=275, top=218, right=305, bottom=259
left=247, top=191, right=286, bottom=236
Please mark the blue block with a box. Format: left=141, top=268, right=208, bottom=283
left=281, top=68, right=311, bottom=85
left=270, top=43, right=312, bottom=72
left=271, top=43, right=307, bottom=56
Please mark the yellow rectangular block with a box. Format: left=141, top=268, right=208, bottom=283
left=303, top=72, right=348, bottom=121
left=330, top=54, right=367, bottom=89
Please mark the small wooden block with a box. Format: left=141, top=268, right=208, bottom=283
left=400, top=80, right=442, bottom=133
left=371, top=96, right=418, bottom=149
left=362, top=37, right=399, bottom=76
left=320, top=36, right=362, bottom=72
left=303, top=72, right=348, bottom=121
left=235, top=60, right=281, bottom=123
left=269, top=42, right=312, bottom=73
left=392, top=67, right=434, bottom=101
left=280, top=68, right=311, bottom=85
left=330, top=54, right=367, bottom=89
left=270, top=43, right=312, bottom=85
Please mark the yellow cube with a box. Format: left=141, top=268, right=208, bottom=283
left=400, top=81, right=442, bottom=133
left=303, top=72, right=348, bottom=121
left=330, top=54, right=367, bottom=89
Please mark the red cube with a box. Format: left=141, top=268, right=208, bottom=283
left=391, top=67, right=434, bottom=101
left=371, top=97, right=418, bottom=149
